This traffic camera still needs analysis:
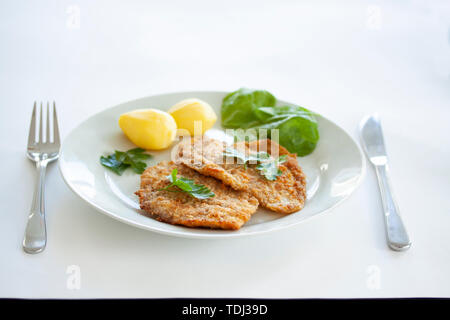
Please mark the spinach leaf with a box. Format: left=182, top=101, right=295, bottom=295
left=255, top=105, right=319, bottom=156
left=276, top=115, right=319, bottom=156
left=221, top=88, right=320, bottom=156
left=221, top=88, right=276, bottom=129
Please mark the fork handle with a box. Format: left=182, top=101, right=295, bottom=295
left=23, top=160, right=48, bottom=254
left=374, top=164, right=411, bottom=251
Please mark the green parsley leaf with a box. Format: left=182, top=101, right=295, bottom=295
left=256, top=155, right=287, bottom=180
left=100, top=148, right=152, bottom=175
left=223, top=147, right=286, bottom=180
left=126, top=147, right=147, bottom=155
left=100, top=154, right=129, bottom=175
left=159, top=169, right=215, bottom=199
left=223, top=147, right=270, bottom=168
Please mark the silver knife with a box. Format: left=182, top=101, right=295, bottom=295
left=359, top=114, right=411, bottom=251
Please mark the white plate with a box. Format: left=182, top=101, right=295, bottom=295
left=59, top=91, right=365, bottom=238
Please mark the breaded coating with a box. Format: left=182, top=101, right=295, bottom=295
left=135, top=161, right=259, bottom=230
left=174, top=137, right=307, bottom=213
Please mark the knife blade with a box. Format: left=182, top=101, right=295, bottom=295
left=359, top=114, right=411, bottom=251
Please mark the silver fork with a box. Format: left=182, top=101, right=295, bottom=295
left=24, top=102, right=60, bottom=254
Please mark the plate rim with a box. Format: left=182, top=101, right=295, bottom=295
left=58, top=90, right=366, bottom=239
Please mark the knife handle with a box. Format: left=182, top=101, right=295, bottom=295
left=374, top=164, right=411, bottom=251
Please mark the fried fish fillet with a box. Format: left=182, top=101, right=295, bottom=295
left=135, top=161, right=259, bottom=230
left=174, top=137, right=307, bottom=213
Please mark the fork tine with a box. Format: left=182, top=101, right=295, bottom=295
left=46, top=102, right=50, bottom=143
left=39, top=102, right=43, bottom=143
left=53, top=101, right=60, bottom=145
left=27, top=102, right=37, bottom=146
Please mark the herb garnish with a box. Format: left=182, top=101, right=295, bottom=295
left=256, top=154, right=287, bottom=180
left=223, top=147, right=270, bottom=169
left=223, top=147, right=287, bottom=180
left=100, top=148, right=152, bottom=175
left=159, top=169, right=215, bottom=199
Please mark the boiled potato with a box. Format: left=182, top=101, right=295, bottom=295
left=168, top=98, right=217, bottom=135
left=118, top=109, right=177, bottom=150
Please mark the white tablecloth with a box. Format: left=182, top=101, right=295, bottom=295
left=1, top=0, right=449, bottom=298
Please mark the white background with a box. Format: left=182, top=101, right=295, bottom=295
left=1, top=0, right=449, bottom=298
